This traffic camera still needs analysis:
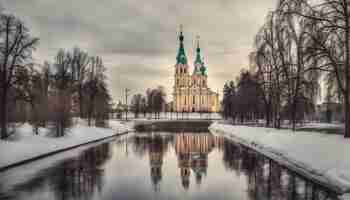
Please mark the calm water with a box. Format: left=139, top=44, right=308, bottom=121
left=0, top=131, right=339, bottom=200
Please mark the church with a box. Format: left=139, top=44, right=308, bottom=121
left=172, top=27, right=219, bottom=113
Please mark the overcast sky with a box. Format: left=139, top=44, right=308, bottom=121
left=2, top=0, right=277, bottom=102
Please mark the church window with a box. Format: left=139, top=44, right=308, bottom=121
left=193, top=96, right=195, bottom=105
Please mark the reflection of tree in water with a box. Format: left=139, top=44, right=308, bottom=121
left=149, top=136, right=168, bottom=191
left=6, top=143, right=112, bottom=200
left=132, top=134, right=172, bottom=159
left=50, top=143, right=112, bottom=200
left=132, top=133, right=172, bottom=191
left=220, top=141, right=340, bottom=200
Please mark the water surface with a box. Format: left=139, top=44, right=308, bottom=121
left=0, top=131, right=339, bottom=200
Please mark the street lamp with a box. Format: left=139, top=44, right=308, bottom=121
left=125, top=88, right=130, bottom=121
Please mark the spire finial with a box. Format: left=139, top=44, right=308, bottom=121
left=196, top=35, right=200, bottom=49
left=179, top=24, right=184, bottom=42
left=196, top=35, right=201, bottom=54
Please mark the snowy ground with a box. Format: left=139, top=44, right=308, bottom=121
left=297, top=122, right=344, bottom=135
left=209, top=122, right=350, bottom=199
left=300, top=122, right=344, bottom=129
left=0, top=120, right=133, bottom=170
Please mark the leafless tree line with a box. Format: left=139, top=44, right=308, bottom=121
left=223, top=0, right=350, bottom=137
left=222, top=71, right=262, bottom=124
left=0, top=12, right=112, bottom=139
left=130, top=86, right=166, bottom=119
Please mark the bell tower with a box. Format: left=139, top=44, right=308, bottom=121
left=174, top=25, right=190, bottom=112
left=175, top=25, right=189, bottom=88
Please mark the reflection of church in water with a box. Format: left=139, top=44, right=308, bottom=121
left=147, top=133, right=224, bottom=190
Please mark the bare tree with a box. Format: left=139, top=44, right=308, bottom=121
left=146, top=87, right=166, bottom=119
left=131, top=94, right=144, bottom=118
left=0, top=14, right=39, bottom=139
left=222, top=81, right=236, bottom=123
left=84, top=56, right=106, bottom=126
left=51, top=49, right=74, bottom=137
left=71, top=47, right=90, bottom=118
left=254, top=12, right=287, bottom=128
left=281, top=0, right=350, bottom=137
left=251, top=4, right=321, bottom=129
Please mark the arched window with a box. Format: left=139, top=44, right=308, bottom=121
left=193, top=96, right=195, bottom=105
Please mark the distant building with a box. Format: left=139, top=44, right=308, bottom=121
left=172, top=27, right=219, bottom=113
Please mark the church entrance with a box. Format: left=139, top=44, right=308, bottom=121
left=192, top=107, right=195, bottom=112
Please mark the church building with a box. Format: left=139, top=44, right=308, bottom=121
left=172, top=27, right=219, bottom=112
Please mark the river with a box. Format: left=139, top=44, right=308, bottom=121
left=0, top=131, right=339, bottom=200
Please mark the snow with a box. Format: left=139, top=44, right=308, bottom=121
left=0, top=120, right=133, bottom=170
left=300, top=122, right=344, bottom=129
left=209, top=122, right=350, bottom=198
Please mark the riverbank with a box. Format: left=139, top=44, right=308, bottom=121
left=209, top=122, right=350, bottom=199
left=0, top=120, right=133, bottom=171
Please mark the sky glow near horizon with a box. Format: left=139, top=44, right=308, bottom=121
left=2, top=0, right=277, bottom=102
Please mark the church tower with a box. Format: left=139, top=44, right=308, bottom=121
left=193, top=36, right=208, bottom=88
left=174, top=25, right=190, bottom=112
left=172, top=26, right=220, bottom=113
left=175, top=25, right=190, bottom=86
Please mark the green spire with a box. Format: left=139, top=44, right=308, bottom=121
left=193, top=35, right=203, bottom=75
left=200, top=60, right=207, bottom=76
left=176, top=25, right=187, bottom=64
left=194, top=35, right=202, bottom=65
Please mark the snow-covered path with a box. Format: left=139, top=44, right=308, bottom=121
left=209, top=123, right=350, bottom=199
left=0, top=120, right=132, bottom=170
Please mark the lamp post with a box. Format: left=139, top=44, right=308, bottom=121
left=125, top=88, right=130, bottom=121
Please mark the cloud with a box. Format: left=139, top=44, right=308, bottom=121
left=2, top=0, right=277, bottom=101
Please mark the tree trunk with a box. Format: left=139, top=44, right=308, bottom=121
left=78, top=87, right=83, bottom=118
left=345, top=95, right=350, bottom=138
left=0, top=87, right=8, bottom=139
left=265, top=105, right=270, bottom=127
left=345, top=11, right=350, bottom=138
left=88, top=95, right=95, bottom=126
left=291, top=99, right=297, bottom=131
left=60, top=121, right=64, bottom=137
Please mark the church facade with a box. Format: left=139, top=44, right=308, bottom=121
left=172, top=28, right=219, bottom=113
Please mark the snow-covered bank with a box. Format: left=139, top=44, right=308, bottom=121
left=209, top=123, right=350, bottom=199
left=0, top=120, right=133, bottom=170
